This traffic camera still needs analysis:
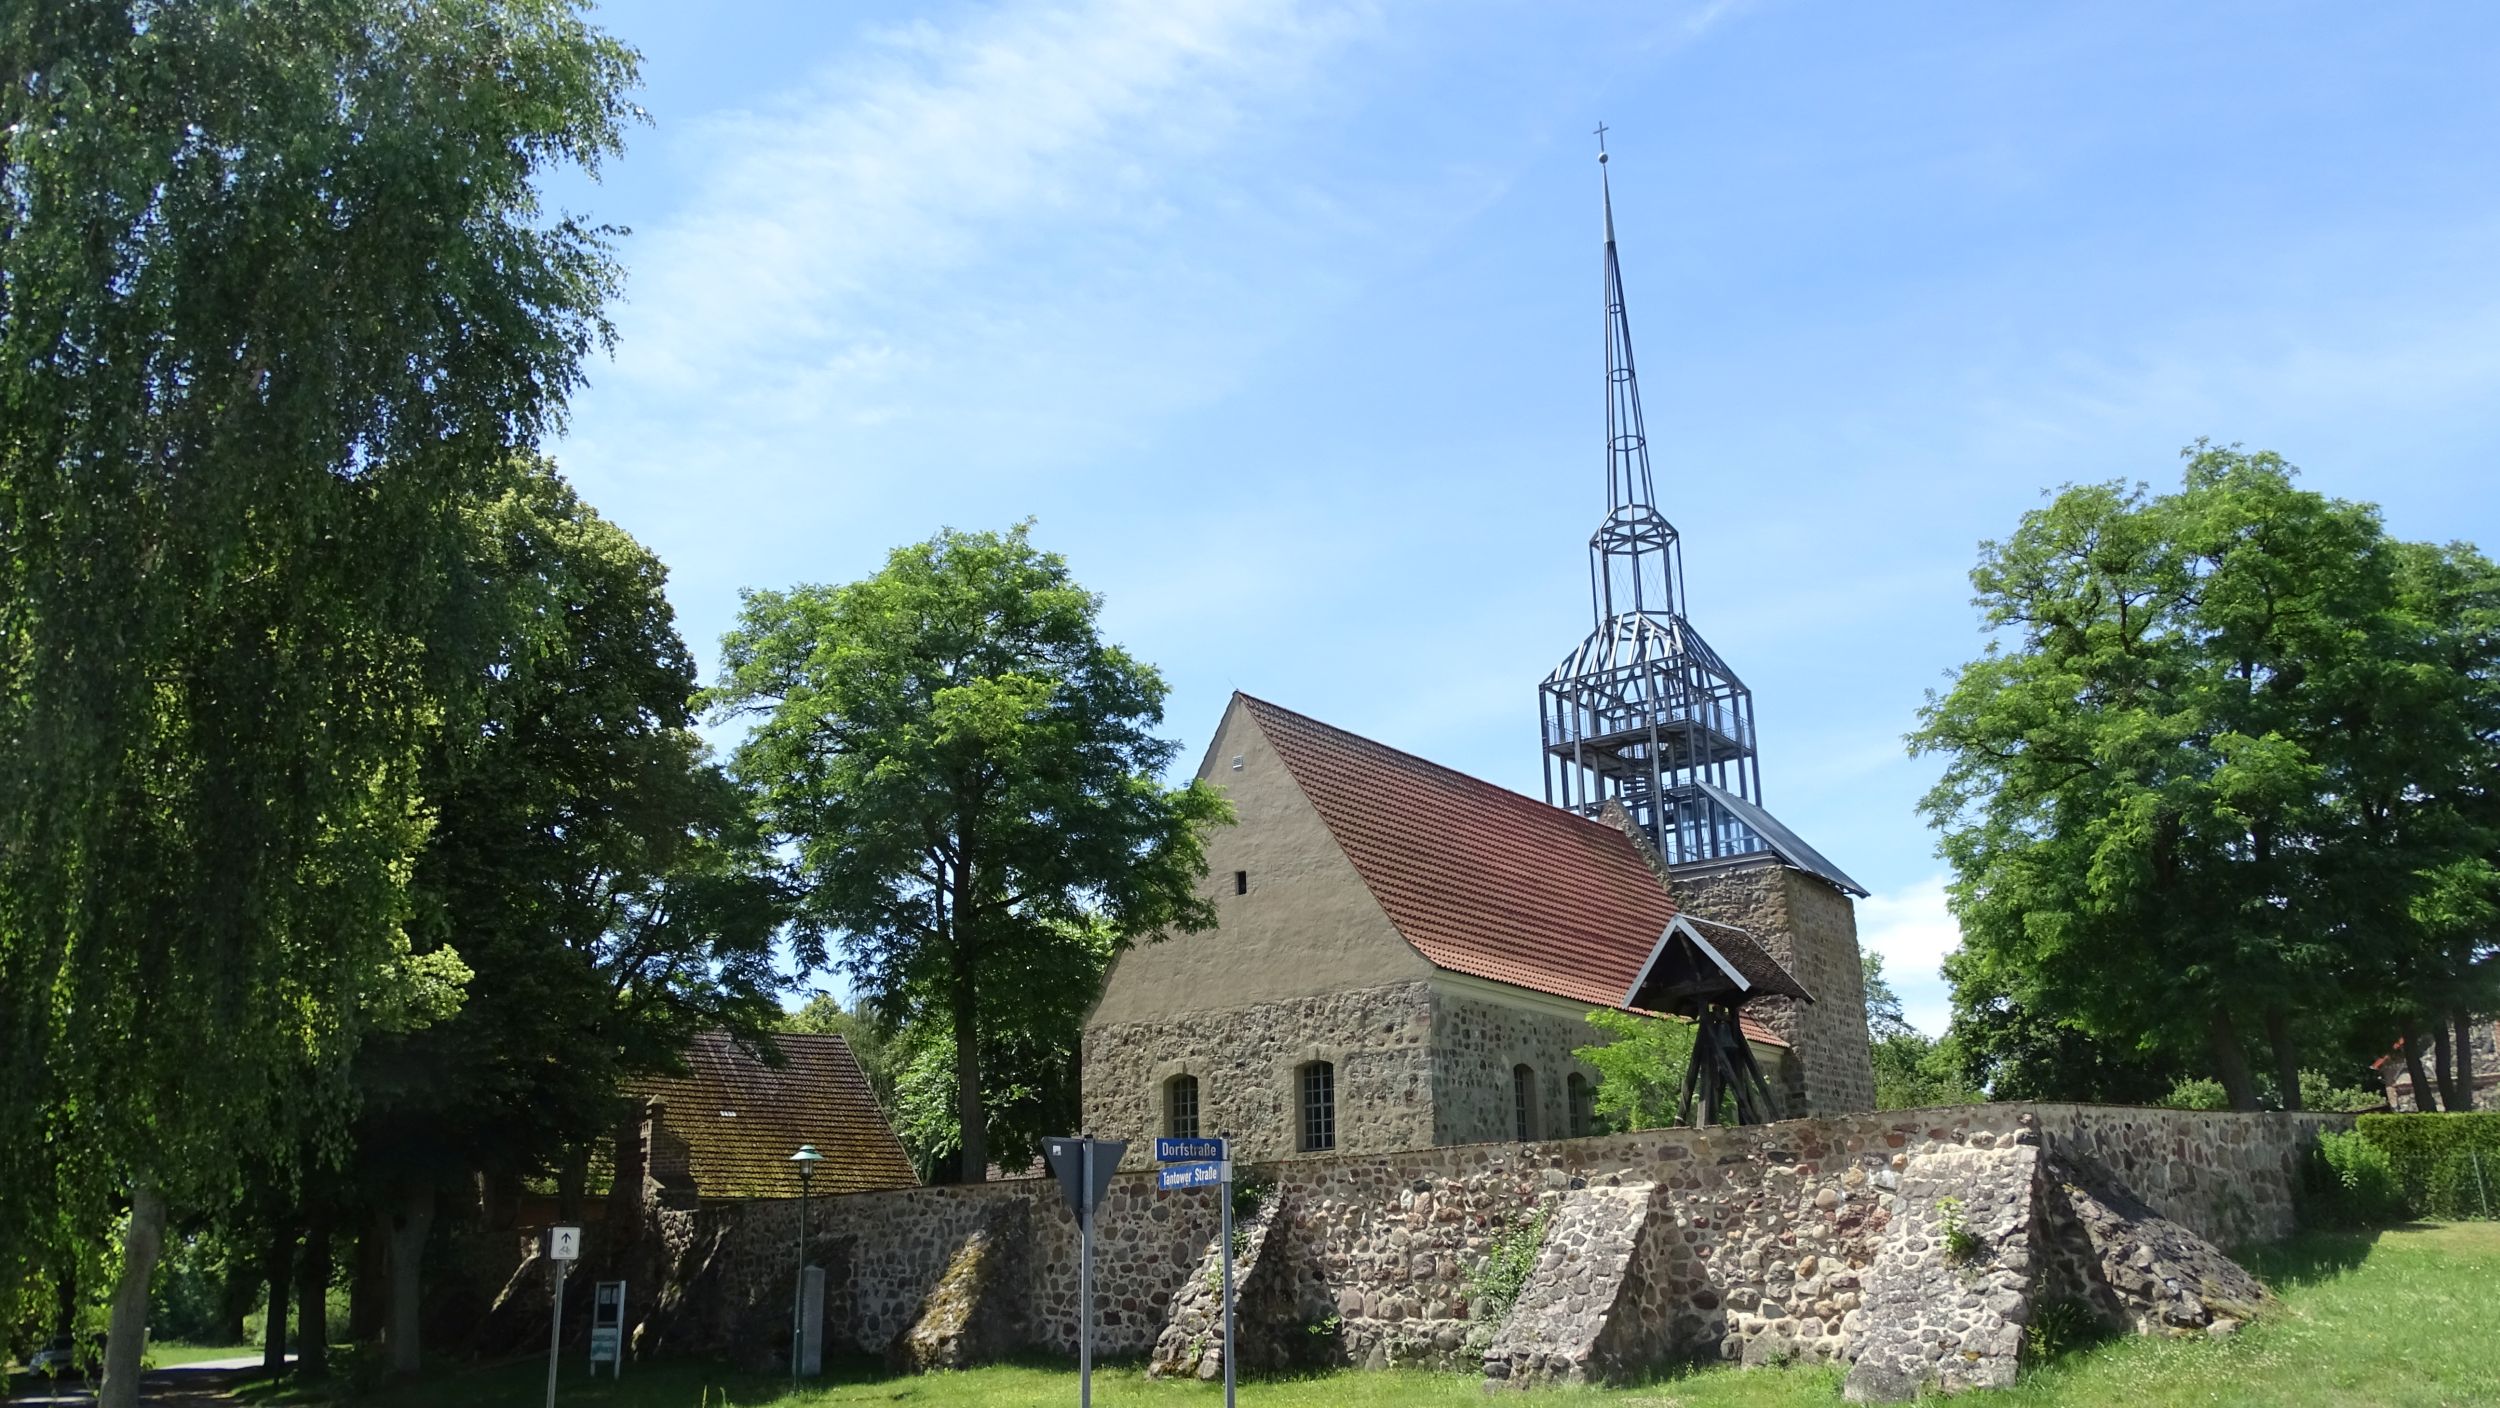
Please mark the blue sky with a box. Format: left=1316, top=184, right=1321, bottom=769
left=544, top=0, right=2500, bottom=1035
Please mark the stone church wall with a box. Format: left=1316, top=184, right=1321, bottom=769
left=1427, top=989, right=1606, bottom=1144
left=591, top=1102, right=2339, bottom=1383
left=1669, top=861, right=1877, bottom=1117
left=1082, top=981, right=1438, bottom=1167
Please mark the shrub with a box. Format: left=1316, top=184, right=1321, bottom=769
left=2304, top=1129, right=2411, bottom=1227
left=2355, top=1113, right=2500, bottom=1220
left=2160, top=1077, right=2232, bottom=1111
left=1464, top=1206, right=1552, bottom=1323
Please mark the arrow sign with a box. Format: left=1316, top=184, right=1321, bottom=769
left=1155, top=1137, right=1226, bottom=1163
left=1156, top=1160, right=1225, bottom=1191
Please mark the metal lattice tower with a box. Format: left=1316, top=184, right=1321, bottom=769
left=1539, top=138, right=1770, bottom=866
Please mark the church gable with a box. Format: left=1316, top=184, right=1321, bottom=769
left=1239, top=695, right=1684, bottom=1011
left=1086, top=694, right=1426, bottom=1031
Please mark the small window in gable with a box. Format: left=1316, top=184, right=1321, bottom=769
left=1234, top=870, right=1248, bottom=895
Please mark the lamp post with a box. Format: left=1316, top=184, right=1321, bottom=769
left=788, top=1144, right=823, bottom=1387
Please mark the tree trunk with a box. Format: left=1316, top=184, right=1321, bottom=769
left=297, top=1207, right=330, bottom=1379
left=951, top=865, right=987, bottom=1184
left=262, top=1221, right=296, bottom=1372
left=2208, top=1009, right=2260, bottom=1111
left=349, top=1214, right=388, bottom=1344
left=953, top=958, right=986, bottom=1183
left=217, top=1258, right=256, bottom=1346
left=2264, top=1009, right=2302, bottom=1110
left=99, top=1181, right=166, bottom=1408
left=2456, top=1010, right=2481, bottom=1112
left=2434, top=1022, right=2460, bottom=1111
left=385, top=1183, right=434, bottom=1376
left=2402, top=1027, right=2439, bottom=1112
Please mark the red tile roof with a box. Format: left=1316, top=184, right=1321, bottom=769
left=1239, top=695, right=1784, bottom=1047
left=630, top=1031, right=918, bottom=1199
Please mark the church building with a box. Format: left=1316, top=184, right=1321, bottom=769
left=1081, top=147, right=1874, bottom=1164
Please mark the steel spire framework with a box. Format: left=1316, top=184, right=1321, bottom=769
left=1539, top=142, right=1770, bottom=868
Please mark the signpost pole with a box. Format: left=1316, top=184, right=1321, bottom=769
left=1080, top=1138, right=1095, bottom=1408
left=1219, top=1152, right=1236, bottom=1408
left=543, top=1258, right=567, bottom=1408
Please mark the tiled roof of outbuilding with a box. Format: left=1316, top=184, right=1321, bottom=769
left=1238, top=695, right=1785, bottom=1047
left=628, top=1031, right=917, bottom=1199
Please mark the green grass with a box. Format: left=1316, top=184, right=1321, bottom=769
left=152, top=1341, right=263, bottom=1368
left=254, top=1223, right=2500, bottom=1408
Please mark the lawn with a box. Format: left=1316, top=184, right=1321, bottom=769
left=252, top=1223, right=2499, bottom=1408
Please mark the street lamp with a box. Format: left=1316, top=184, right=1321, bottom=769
left=789, top=1144, right=824, bottom=1386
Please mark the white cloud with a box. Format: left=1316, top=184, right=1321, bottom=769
left=1859, top=873, right=1960, bottom=1038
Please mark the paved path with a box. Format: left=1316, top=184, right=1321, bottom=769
left=9, top=1358, right=285, bottom=1405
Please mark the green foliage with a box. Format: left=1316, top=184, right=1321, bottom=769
left=1573, top=1008, right=1697, bottom=1131
left=1462, top=1206, right=1551, bottom=1324
left=1913, top=446, right=2500, bottom=1111
left=2024, top=1296, right=2115, bottom=1362
left=708, top=523, right=1231, bottom=1181
left=1864, top=956, right=1980, bottom=1109
left=2164, top=1071, right=2388, bottom=1113
left=2302, top=1129, right=2412, bottom=1227
left=1934, top=1195, right=1985, bottom=1264
left=0, top=0, right=637, bottom=1326
left=357, top=461, right=793, bottom=1196
left=885, top=918, right=1114, bottom=1180
left=2299, top=1071, right=2386, bottom=1115
left=2354, top=1113, right=2500, bottom=1219
left=2160, top=1078, right=2233, bottom=1111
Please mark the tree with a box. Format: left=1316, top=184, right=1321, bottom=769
left=350, top=461, right=791, bottom=1371
left=709, top=524, right=1230, bottom=1182
left=1861, top=956, right=1978, bottom=1110
left=1573, top=1010, right=1698, bottom=1132
left=1913, top=446, right=2500, bottom=1110
left=0, top=4, right=635, bottom=1399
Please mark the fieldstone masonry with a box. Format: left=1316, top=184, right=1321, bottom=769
left=572, top=1103, right=2341, bottom=1398
left=1841, top=1142, right=2042, bottom=1400
left=1669, top=860, right=1878, bottom=1116
left=1480, top=1184, right=1653, bottom=1386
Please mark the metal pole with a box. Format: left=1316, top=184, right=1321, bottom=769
left=1220, top=1158, right=1236, bottom=1408
left=544, top=1260, right=567, bottom=1408
left=1080, top=1139, right=1095, bottom=1408
left=789, top=1187, right=803, bottom=1389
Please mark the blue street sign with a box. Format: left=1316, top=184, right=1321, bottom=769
left=1155, top=1137, right=1227, bottom=1163
left=1156, top=1160, right=1225, bottom=1191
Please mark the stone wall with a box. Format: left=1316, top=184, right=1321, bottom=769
left=1083, top=981, right=1438, bottom=1167
left=1668, top=861, right=1877, bottom=1117
left=598, top=1102, right=2339, bottom=1390
left=1428, top=990, right=1607, bottom=1144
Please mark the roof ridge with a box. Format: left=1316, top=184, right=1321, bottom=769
left=1235, top=694, right=1651, bottom=847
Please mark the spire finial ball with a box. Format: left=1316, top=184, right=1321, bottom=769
left=1597, top=151, right=1608, bottom=164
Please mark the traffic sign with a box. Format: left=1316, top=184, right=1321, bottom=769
left=1155, top=1137, right=1227, bottom=1163
left=1156, top=1160, right=1225, bottom=1191
left=1042, top=1136, right=1127, bottom=1217
left=548, top=1226, right=582, bottom=1262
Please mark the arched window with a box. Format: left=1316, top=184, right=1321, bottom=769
left=1298, top=1061, right=1336, bottom=1152
left=1568, top=1073, right=1596, bottom=1138
left=1165, top=1074, right=1200, bottom=1139
left=1513, top=1063, right=1538, bottom=1141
